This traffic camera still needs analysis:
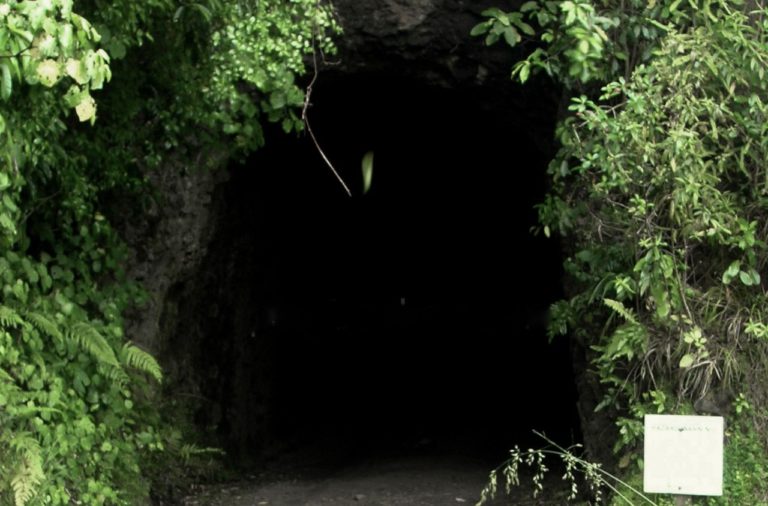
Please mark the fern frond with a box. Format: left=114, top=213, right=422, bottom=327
left=0, top=367, right=19, bottom=384
left=9, top=435, right=44, bottom=506
left=178, top=443, right=224, bottom=464
left=8, top=433, right=39, bottom=454
left=0, top=306, right=24, bottom=329
left=603, top=322, right=648, bottom=361
left=98, top=364, right=129, bottom=388
left=121, top=343, right=163, bottom=383
left=603, top=298, right=637, bottom=324
left=24, top=311, right=63, bottom=342
left=68, top=322, right=120, bottom=367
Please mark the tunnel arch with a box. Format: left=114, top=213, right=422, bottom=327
left=165, top=71, right=581, bottom=467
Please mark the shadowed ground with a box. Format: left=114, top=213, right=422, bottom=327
left=183, top=450, right=575, bottom=506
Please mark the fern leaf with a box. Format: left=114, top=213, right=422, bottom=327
left=0, top=367, right=19, bottom=384
left=603, top=322, right=648, bottom=361
left=0, top=305, right=23, bottom=329
left=603, top=298, right=637, bottom=324
left=99, top=364, right=130, bottom=388
left=9, top=435, right=44, bottom=506
left=121, top=343, right=162, bottom=382
left=178, top=443, right=224, bottom=464
left=24, top=311, right=63, bottom=342
left=68, top=322, right=120, bottom=367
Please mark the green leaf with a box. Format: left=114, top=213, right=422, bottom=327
left=173, top=6, right=185, bottom=22
left=69, top=322, right=120, bottom=367
left=74, top=94, right=96, bottom=122
left=0, top=305, right=23, bottom=327
left=485, top=32, right=500, bottom=45
left=121, top=343, right=162, bottom=382
left=679, top=354, right=695, bottom=368
left=8, top=26, right=33, bottom=43
left=11, top=441, right=43, bottom=506
left=25, top=2, right=46, bottom=31
left=65, top=59, right=88, bottom=85
left=0, top=193, right=19, bottom=213
left=1, top=64, right=11, bottom=101
left=89, top=53, right=110, bottom=90
left=513, top=20, right=536, bottom=36
left=38, top=34, right=57, bottom=57
left=61, top=0, right=73, bottom=17
left=481, top=7, right=506, bottom=18
left=192, top=3, right=212, bottom=21
left=470, top=21, right=491, bottom=36
left=739, top=269, right=760, bottom=286
left=562, top=1, right=577, bottom=25
left=36, top=60, right=60, bottom=87
left=62, top=85, right=83, bottom=107
left=603, top=298, right=638, bottom=323
left=361, top=151, right=374, bottom=195
left=222, top=123, right=239, bottom=134
left=515, top=60, right=531, bottom=83
left=723, top=260, right=741, bottom=284
left=26, top=311, right=63, bottom=342
left=503, top=26, right=521, bottom=46
left=0, top=213, right=16, bottom=233
left=269, top=91, right=286, bottom=109
left=651, top=284, right=670, bottom=318
left=520, top=1, right=538, bottom=12
left=58, top=24, right=73, bottom=52
left=107, top=40, right=127, bottom=60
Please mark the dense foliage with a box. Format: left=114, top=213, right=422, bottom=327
left=475, top=0, right=768, bottom=502
left=0, top=1, right=338, bottom=504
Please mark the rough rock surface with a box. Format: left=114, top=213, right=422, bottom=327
left=122, top=157, right=229, bottom=354
left=327, top=0, right=522, bottom=89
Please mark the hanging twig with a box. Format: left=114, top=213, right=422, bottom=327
left=302, top=29, right=352, bottom=197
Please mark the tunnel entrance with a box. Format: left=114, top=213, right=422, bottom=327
left=178, top=72, right=581, bottom=469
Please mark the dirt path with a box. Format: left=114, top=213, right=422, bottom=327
left=182, top=454, right=572, bottom=506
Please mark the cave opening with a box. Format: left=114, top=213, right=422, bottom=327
left=181, top=72, right=581, bottom=470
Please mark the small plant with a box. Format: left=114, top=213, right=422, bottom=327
left=477, top=432, right=658, bottom=505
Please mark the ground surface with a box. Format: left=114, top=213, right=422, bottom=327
left=182, top=450, right=574, bottom=506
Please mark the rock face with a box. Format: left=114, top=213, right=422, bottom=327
left=124, top=160, right=229, bottom=353
left=327, top=0, right=520, bottom=89
left=121, top=0, right=613, bottom=467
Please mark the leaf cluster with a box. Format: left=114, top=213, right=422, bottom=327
left=0, top=0, right=339, bottom=504
left=476, top=0, right=768, bottom=500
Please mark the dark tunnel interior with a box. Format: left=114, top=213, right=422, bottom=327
left=180, top=73, right=581, bottom=468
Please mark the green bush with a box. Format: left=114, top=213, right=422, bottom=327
left=0, top=0, right=338, bottom=503
left=475, top=0, right=768, bottom=501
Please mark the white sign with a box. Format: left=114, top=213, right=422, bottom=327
left=643, top=414, right=724, bottom=496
